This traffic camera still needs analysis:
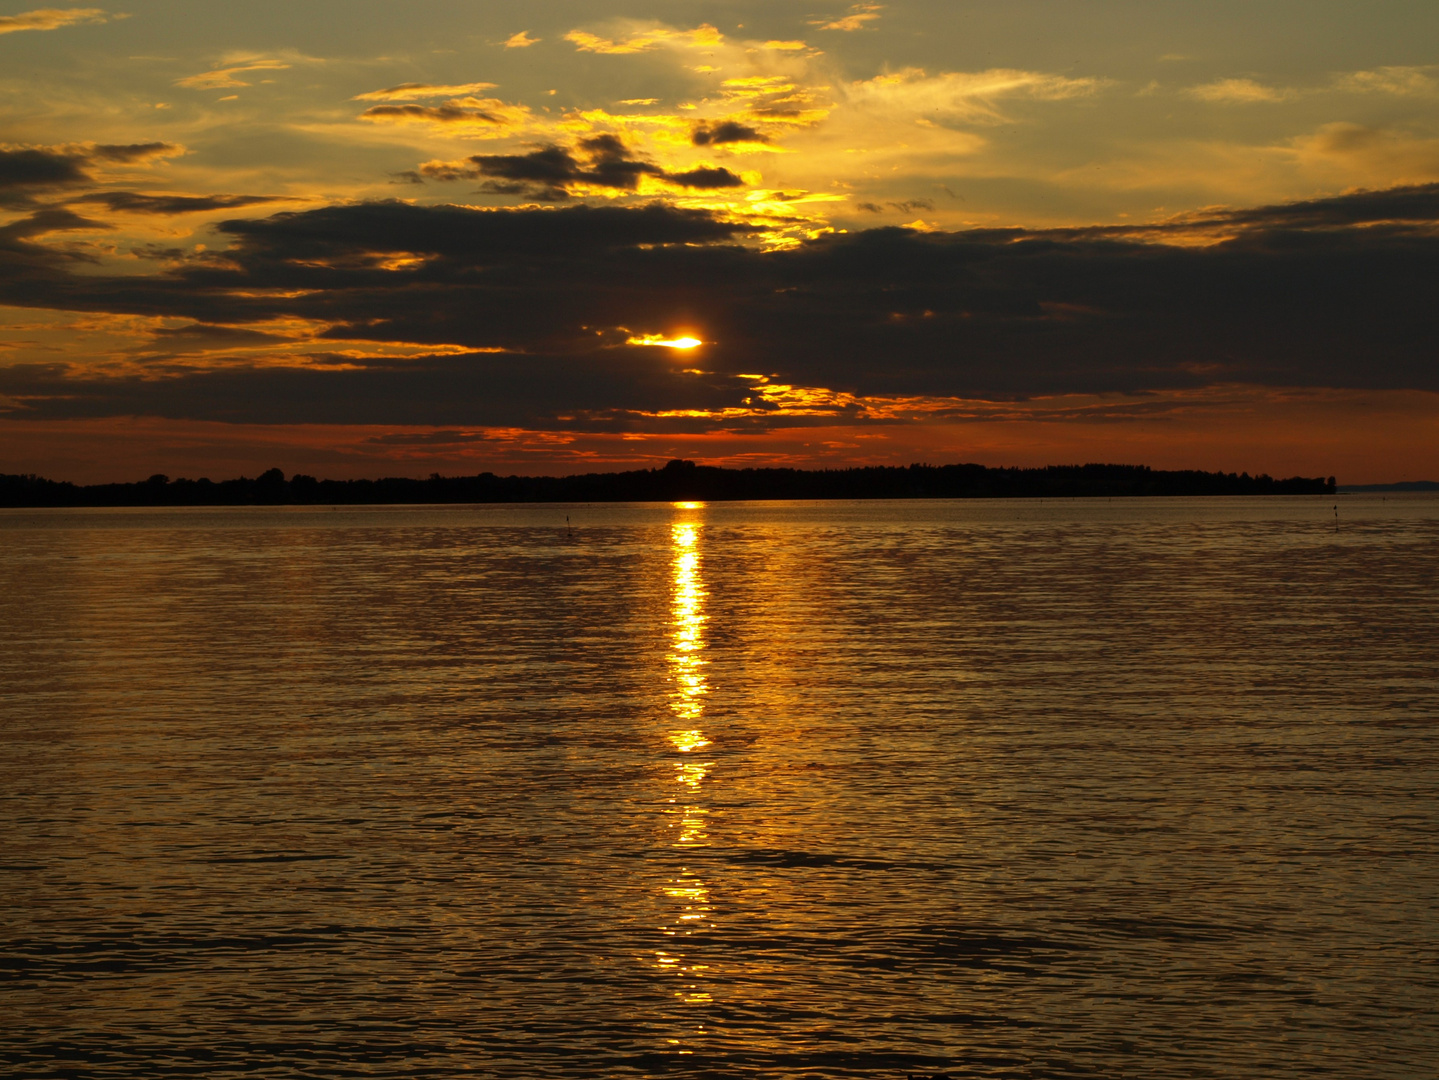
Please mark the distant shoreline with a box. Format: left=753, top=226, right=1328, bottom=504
left=2, top=460, right=1339, bottom=508
left=1337, top=481, right=1439, bottom=493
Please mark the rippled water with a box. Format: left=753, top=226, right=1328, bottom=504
left=2, top=496, right=1437, bottom=1079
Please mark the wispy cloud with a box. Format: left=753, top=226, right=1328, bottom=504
left=504, top=31, right=538, bottom=48
left=353, top=82, right=498, bottom=102
left=0, top=7, right=111, bottom=35
left=176, top=59, right=292, bottom=91
left=87, top=142, right=182, bottom=163
left=69, top=192, right=287, bottom=215
left=1185, top=78, right=1295, bottom=104
left=565, top=22, right=723, bottom=55
left=1288, top=122, right=1439, bottom=184
left=420, top=134, right=745, bottom=199
left=812, top=4, right=882, bottom=32
left=847, top=68, right=1106, bottom=122
left=359, top=97, right=531, bottom=136
left=1333, top=65, right=1438, bottom=96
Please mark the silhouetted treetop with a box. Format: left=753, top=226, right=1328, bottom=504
left=0, top=462, right=1336, bottom=508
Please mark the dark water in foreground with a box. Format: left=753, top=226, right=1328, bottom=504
left=2, top=496, right=1436, bottom=1079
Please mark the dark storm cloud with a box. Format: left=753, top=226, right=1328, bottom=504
left=0, top=143, right=180, bottom=189
left=464, top=145, right=609, bottom=198
left=0, top=207, right=109, bottom=243
left=857, top=199, right=936, bottom=214
left=359, top=103, right=508, bottom=125
left=1, top=185, right=1437, bottom=426
left=0, top=200, right=754, bottom=332
left=146, top=323, right=297, bottom=347
left=87, top=143, right=181, bottom=163
left=0, top=142, right=184, bottom=207
left=0, top=351, right=753, bottom=428
left=69, top=192, right=285, bottom=215
left=1033, top=183, right=1439, bottom=244
left=691, top=121, right=766, bottom=146
left=0, top=148, right=89, bottom=191
left=215, top=200, right=751, bottom=264
left=424, top=136, right=744, bottom=199
left=1211, top=184, right=1439, bottom=228
left=0, top=208, right=110, bottom=269
left=666, top=166, right=745, bottom=189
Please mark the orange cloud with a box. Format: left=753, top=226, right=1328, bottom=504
left=359, top=97, right=532, bottom=134
left=0, top=7, right=111, bottom=34
left=176, top=60, right=292, bottom=90
left=565, top=23, right=724, bottom=55
left=504, top=30, right=539, bottom=48
left=812, top=4, right=882, bottom=32
left=1185, top=78, right=1296, bottom=103
left=1287, top=122, right=1439, bottom=184
left=353, top=82, right=498, bottom=101
left=1333, top=65, right=1438, bottom=97
left=845, top=67, right=1105, bottom=123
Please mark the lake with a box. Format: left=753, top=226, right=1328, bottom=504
left=2, top=496, right=1436, bottom=1079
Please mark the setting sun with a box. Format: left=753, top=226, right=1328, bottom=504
left=627, top=334, right=704, bottom=349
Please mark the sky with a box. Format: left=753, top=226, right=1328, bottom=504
left=1, top=0, right=1436, bottom=483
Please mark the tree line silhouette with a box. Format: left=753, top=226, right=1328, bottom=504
left=0, top=460, right=1336, bottom=507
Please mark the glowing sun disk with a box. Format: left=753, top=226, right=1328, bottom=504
left=629, top=334, right=703, bottom=349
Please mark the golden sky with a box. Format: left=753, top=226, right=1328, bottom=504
left=2, top=1, right=1437, bottom=481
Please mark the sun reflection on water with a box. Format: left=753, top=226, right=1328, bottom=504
left=668, top=521, right=708, bottom=726
left=666, top=516, right=714, bottom=850
left=656, top=505, right=717, bottom=1016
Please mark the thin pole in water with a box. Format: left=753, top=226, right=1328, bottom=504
left=1334, top=505, right=1339, bottom=534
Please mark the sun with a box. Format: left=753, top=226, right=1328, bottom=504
left=628, top=333, right=704, bottom=349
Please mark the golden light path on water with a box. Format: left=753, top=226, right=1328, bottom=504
left=5, top=499, right=1439, bottom=1077
left=657, top=503, right=715, bottom=1018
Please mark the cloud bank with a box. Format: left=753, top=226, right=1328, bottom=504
left=1, top=184, right=1436, bottom=432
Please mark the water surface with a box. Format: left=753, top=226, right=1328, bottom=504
left=2, top=496, right=1436, bottom=1078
